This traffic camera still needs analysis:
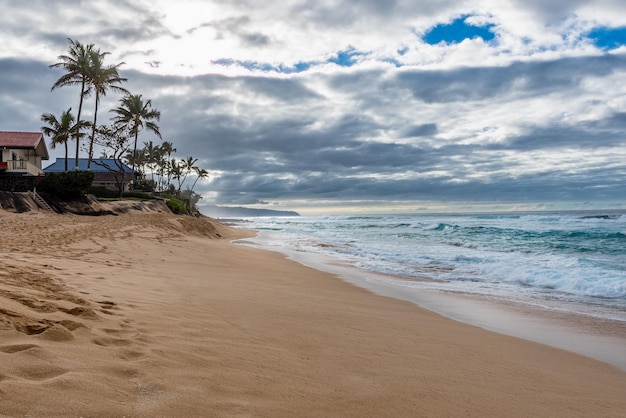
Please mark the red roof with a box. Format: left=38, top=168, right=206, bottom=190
left=0, top=131, right=49, bottom=159
left=0, top=131, right=44, bottom=148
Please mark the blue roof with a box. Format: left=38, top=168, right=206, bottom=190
left=44, top=158, right=134, bottom=173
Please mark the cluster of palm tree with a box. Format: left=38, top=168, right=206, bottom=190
left=41, top=108, right=89, bottom=172
left=46, top=38, right=130, bottom=169
left=132, top=141, right=209, bottom=197
left=40, top=38, right=210, bottom=201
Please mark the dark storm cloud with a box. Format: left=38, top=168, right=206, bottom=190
left=0, top=58, right=75, bottom=130
left=404, top=124, right=438, bottom=137
left=238, top=77, right=323, bottom=102
left=102, top=53, right=626, bottom=207
left=289, top=0, right=457, bottom=27
left=209, top=157, right=626, bottom=205
left=396, top=54, right=626, bottom=103
left=501, top=124, right=626, bottom=150
left=4, top=51, right=623, bottom=208
left=189, top=16, right=272, bottom=47
left=0, top=0, right=173, bottom=58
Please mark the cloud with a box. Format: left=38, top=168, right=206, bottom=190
left=1, top=0, right=626, bottom=213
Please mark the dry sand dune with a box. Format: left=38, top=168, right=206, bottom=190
left=0, top=209, right=625, bottom=417
left=0, top=211, right=242, bottom=416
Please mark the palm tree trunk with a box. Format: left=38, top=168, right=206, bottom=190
left=87, top=93, right=99, bottom=170
left=74, top=81, right=85, bottom=170
left=131, top=131, right=139, bottom=190
left=64, top=141, right=68, bottom=172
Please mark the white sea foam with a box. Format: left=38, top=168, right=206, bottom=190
left=242, top=211, right=626, bottom=322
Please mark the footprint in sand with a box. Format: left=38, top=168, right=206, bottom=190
left=106, top=365, right=140, bottom=378
left=56, top=320, right=84, bottom=331
left=13, top=321, right=49, bottom=336
left=58, top=306, right=99, bottom=320
left=116, top=348, right=145, bottom=361
left=12, top=365, right=69, bottom=381
left=92, top=337, right=132, bottom=347
left=37, top=324, right=74, bottom=342
left=0, top=344, right=40, bottom=354
left=97, top=300, right=120, bottom=315
left=102, top=328, right=135, bottom=337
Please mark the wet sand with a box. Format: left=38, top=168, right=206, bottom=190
left=266, top=246, right=626, bottom=371
left=1, top=210, right=625, bottom=417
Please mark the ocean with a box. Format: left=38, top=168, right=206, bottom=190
left=236, top=210, right=626, bottom=324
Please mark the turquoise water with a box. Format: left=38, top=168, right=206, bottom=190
left=242, top=210, right=626, bottom=322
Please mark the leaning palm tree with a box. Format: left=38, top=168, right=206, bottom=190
left=176, top=156, right=198, bottom=193
left=190, top=166, right=209, bottom=195
left=111, top=93, right=162, bottom=183
left=159, top=140, right=176, bottom=190
left=85, top=49, right=128, bottom=169
left=41, top=108, right=89, bottom=171
left=49, top=38, right=95, bottom=169
left=143, top=140, right=160, bottom=185
left=124, top=147, right=148, bottom=185
left=169, top=158, right=183, bottom=194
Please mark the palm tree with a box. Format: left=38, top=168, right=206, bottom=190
left=49, top=38, right=95, bottom=169
left=85, top=49, right=128, bottom=169
left=124, top=147, right=145, bottom=171
left=159, top=140, right=176, bottom=190
left=169, top=158, right=183, bottom=194
left=143, top=140, right=160, bottom=185
left=176, top=156, right=198, bottom=193
left=41, top=108, right=89, bottom=171
left=190, top=166, right=209, bottom=195
left=111, top=93, right=161, bottom=184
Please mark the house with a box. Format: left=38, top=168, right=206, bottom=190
left=44, top=158, right=137, bottom=192
left=0, top=131, right=50, bottom=176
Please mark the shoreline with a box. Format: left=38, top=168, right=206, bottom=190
left=1, top=211, right=625, bottom=416
left=236, top=234, right=626, bottom=372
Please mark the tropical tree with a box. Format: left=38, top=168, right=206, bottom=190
left=111, top=93, right=161, bottom=183
left=176, top=156, right=198, bottom=194
left=49, top=38, right=95, bottom=169
left=169, top=158, right=183, bottom=194
left=190, top=166, right=209, bottom=195
left=85, top=49, right=128, bottom=169
left=41, top=108, right=89, bottom=172
left=179, top=189, right=202, bottom=214
left=92, top=125, right=133, bottom=197
left=159, top=140, right=176, bottom=190
left=142, top=140, right=160, bottom=185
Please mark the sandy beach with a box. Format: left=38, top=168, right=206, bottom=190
left=1, top=209, right=625, bottom=417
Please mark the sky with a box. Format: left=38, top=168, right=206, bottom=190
left=1, top=0, right=626, bottom=215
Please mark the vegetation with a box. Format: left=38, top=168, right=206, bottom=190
left=84, top=49, right=128, bottom=168
left=49, top=39, right=95, bottom=169
left=42, top=38, right=213, bottom=214
left=164, top=195, right=188, bottom=214
left=111, top=93, right=161, bottom=177
left=41, top=108, right=89, bottom=171
left=92, top=125, right=133, bottom=197
left=87, top=186, right=154, bottom=200
left=39, top=171, right=95, bottom=196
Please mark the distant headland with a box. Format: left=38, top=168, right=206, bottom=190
left=201, top=204, right=299, bottom=218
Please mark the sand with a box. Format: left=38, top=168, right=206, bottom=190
left=0, top=210, right=625, bottom=417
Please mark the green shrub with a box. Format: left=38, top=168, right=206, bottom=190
left=39, top=171, right=95, bottom=196
left=122, top=191, right=153, bottom=199
left=133, top=179, right=155, bottom=192
left=88, top=188, right=156, bottom=200
left=87, top=186, right=119, bottom=198
left=166, top=196, right=187, bottom=214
